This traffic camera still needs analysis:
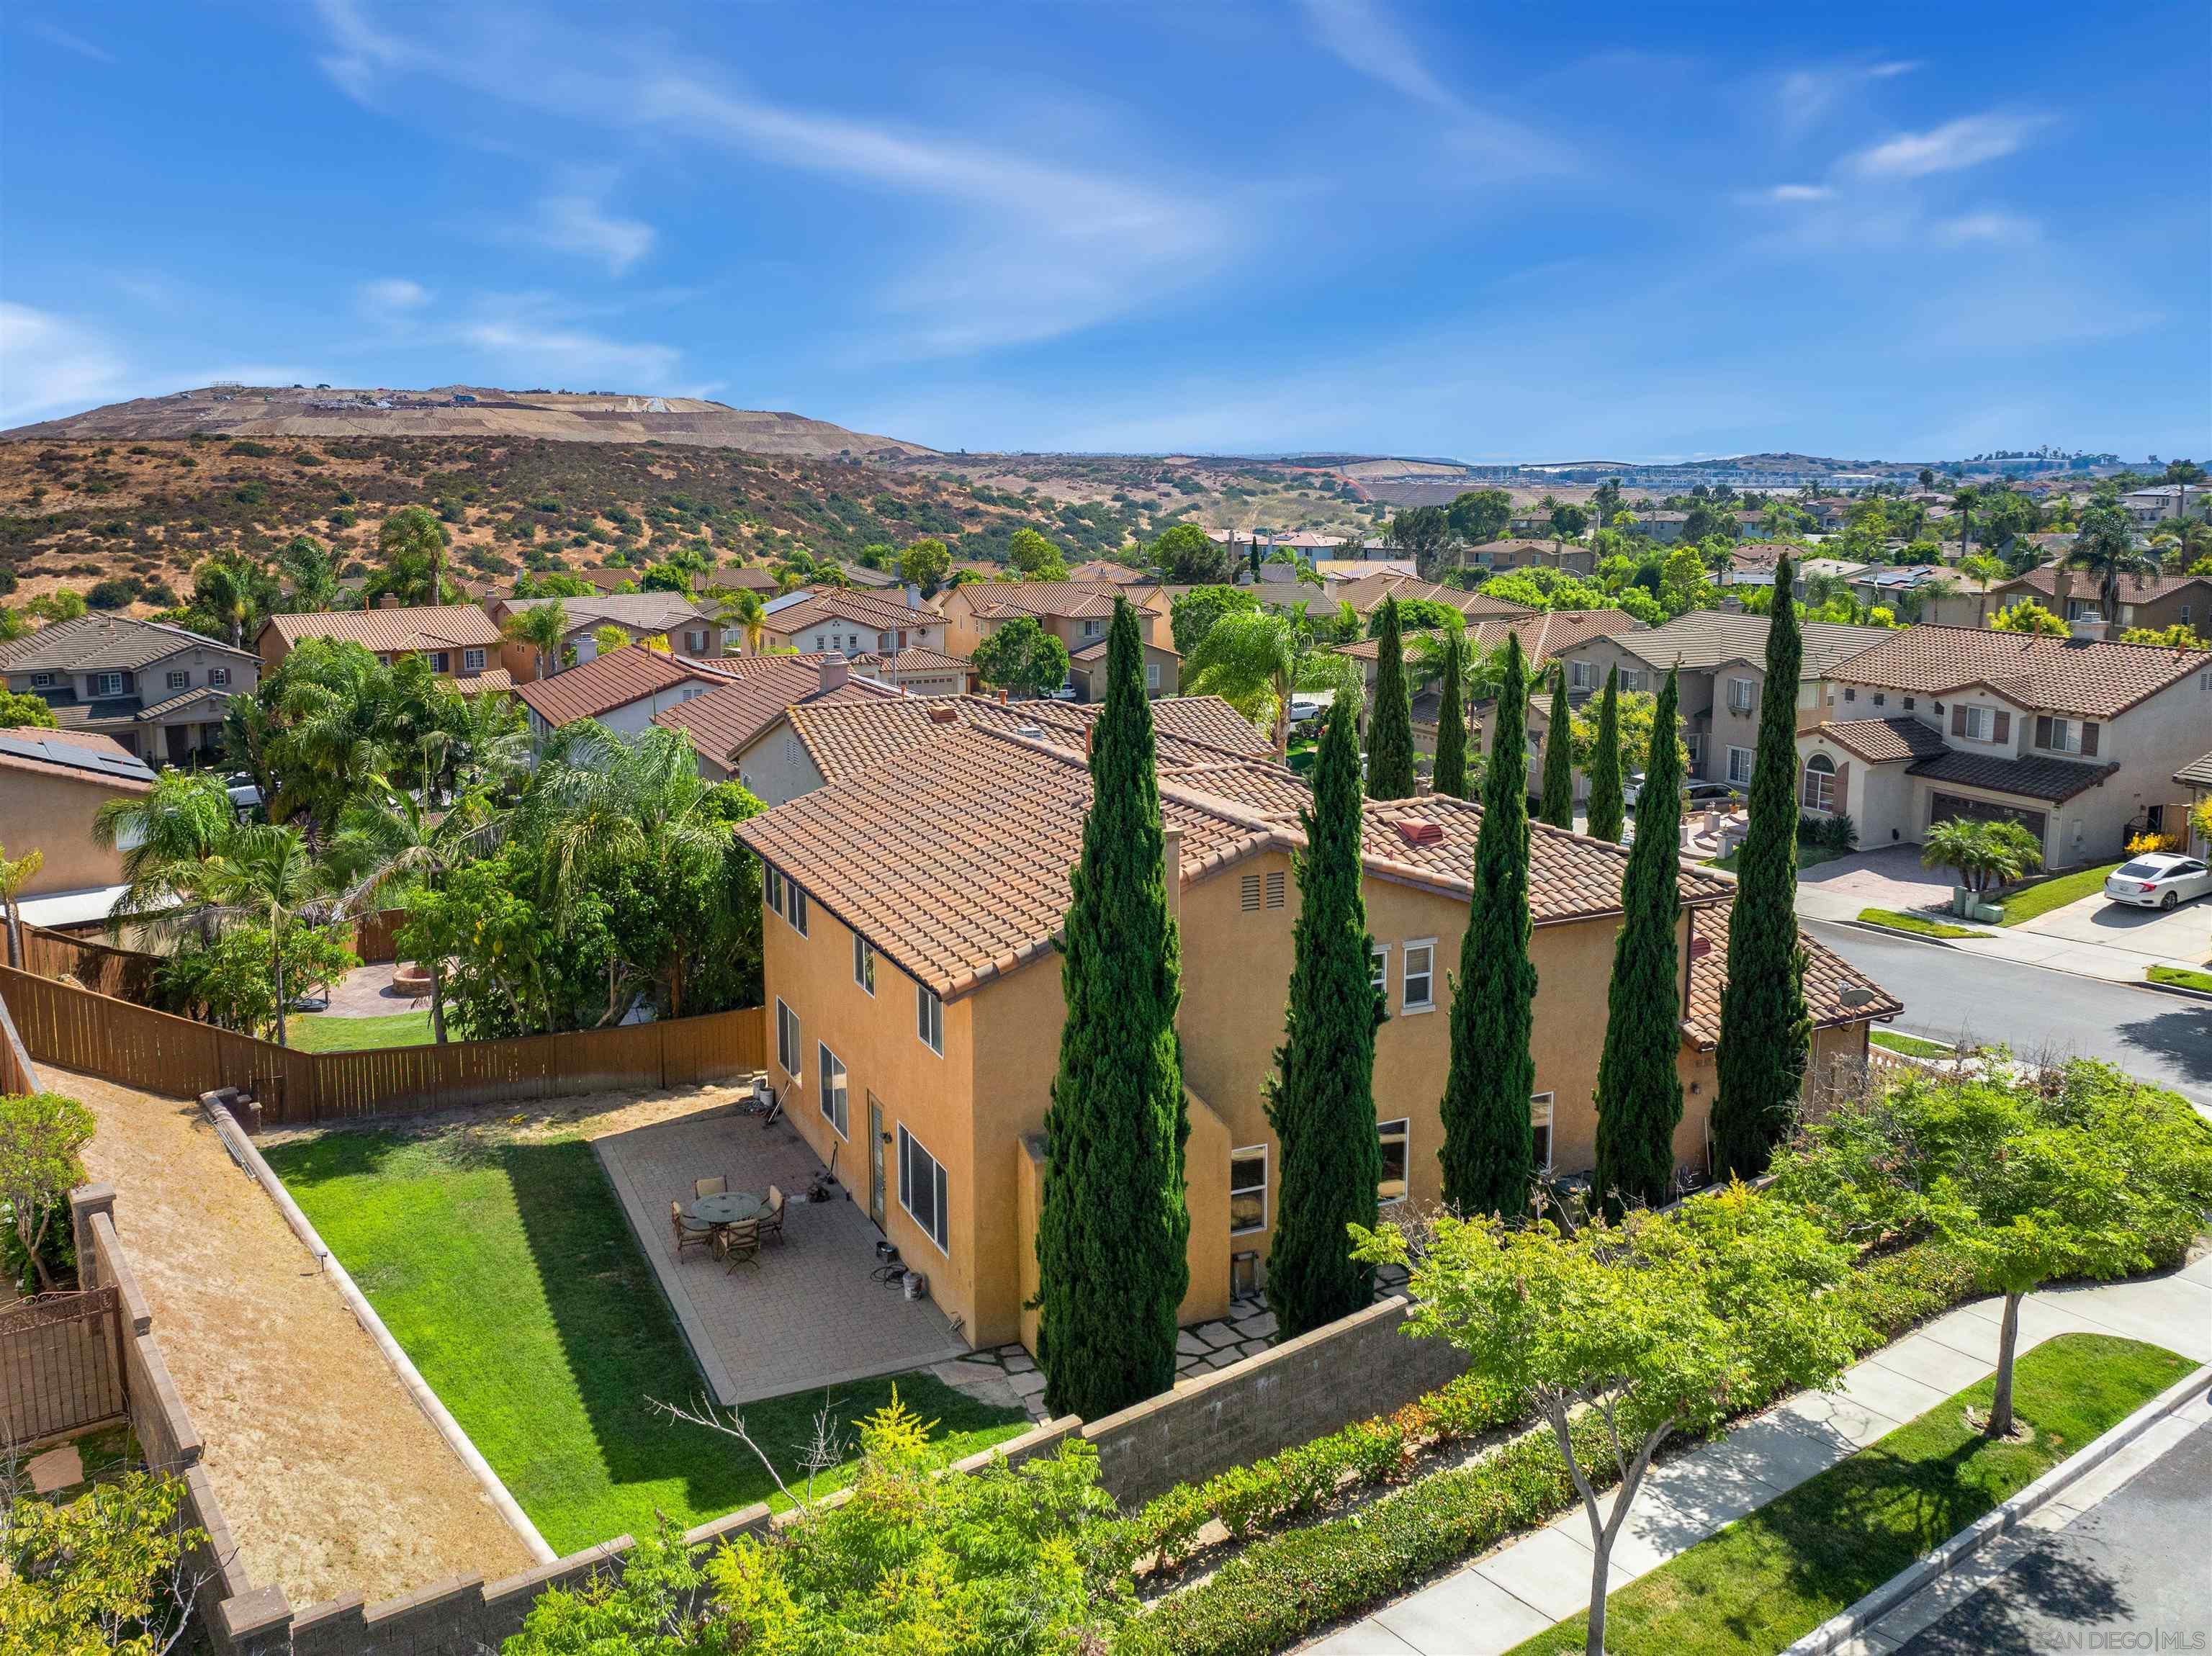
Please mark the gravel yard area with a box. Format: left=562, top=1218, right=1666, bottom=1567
left=58, top=1067, right=539, bottom=1611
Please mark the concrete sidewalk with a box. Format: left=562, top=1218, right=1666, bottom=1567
left=1300, top=1255, right=2212, bottom=1656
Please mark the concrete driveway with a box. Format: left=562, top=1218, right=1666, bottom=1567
left=2011, top=887, right=2212, bottom=967
left=1797, top=845, right=1955, bottom=915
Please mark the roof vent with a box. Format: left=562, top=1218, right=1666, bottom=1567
left=1014, top=723, right=1046, bottom=739
left=927, top=706, right=958, bottom=724
left=1394, top=819, right=1444, bottom=847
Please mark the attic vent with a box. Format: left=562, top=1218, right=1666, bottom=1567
left=1395, top=819, right=1445, bottom=847
left=927, top=706, right=958, bottom=724
left=1240, top=873, right=1261, bottom=912
left=1264, top=870, right=1286, bottom=909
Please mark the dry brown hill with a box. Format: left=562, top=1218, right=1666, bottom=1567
left=4, top=384, right=938, bottom=462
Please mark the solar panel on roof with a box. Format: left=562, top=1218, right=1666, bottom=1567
left=0, top=733, right=158, bottom=784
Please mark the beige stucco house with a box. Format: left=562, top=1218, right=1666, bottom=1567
left=0, top=615, right=260, bottom=765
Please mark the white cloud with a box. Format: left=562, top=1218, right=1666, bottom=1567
left=1297, top=0, right=1455, bottom=110
left=359, top=276, right=430, bottom=312
left=1846, top=113, right=2046, bottom=179
left=462, top=320, right=683, bottom=387
left=1866, top=60, right=1920, bottom=79
left=0, top=302, right=129, bottom=426
left=1763, top=184, right=1835, bottom=203
left=26, top=21, right=115, bottom=63
left=1933, top=211, right=2039, bottom=246
left=524, top=179, right=655, bottom=276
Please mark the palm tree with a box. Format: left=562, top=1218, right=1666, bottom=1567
left=438, top=687, right=531, bottom=796
left=268, top=649, right=399, bottom=837
left=193, top=555, right=261, bottom=648
left=1182, top=606, right=1364, bottom=760
left=1, top=842, right=43, bottom=969
left=91, top=770, right=241, bottom=942
left=715, top=588, right=768, bottom=655
left=502, top=599, right=570, bottom=682
left=2066, top=503, right=2159, bottom=624
left=331, top=779, right=500, bottom=1042
left=196, top=824, right=325, bottom=1048
left=1951, top=486, right=1979, bottom=562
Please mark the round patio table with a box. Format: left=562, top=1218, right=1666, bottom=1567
left=691, top=1191, right=765, bottom=1225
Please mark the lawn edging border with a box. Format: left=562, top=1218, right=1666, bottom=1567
left=1781, top=1358, right=2212, bottom=1655
left=198, top=1087, right=559, bottom=1567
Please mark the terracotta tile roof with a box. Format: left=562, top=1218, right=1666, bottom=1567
left=516, top=647, right=726, bottom=727
left=0, top=614, right=257, bottom=674
left=1904, top=747, right=2118, bottom=803
left=1467, top=539, right=1587, bottom=561
left=1330, top=571, right=1534, bottom=619
left=133, top=685, right=238, bottom=721
left=1811, top=717, right=1951, bottom=765
left=1999, top=567, right=2212, bottom=606
left=1070, top=636, right=1180, bottom=662
left=1683, top=899, right=1901, bottom=1050
left=853, top=647, right=972, bottom=678
left=763, top=588, right=928, bottom=636
left=500, top=593, right=717, bottom=636
left=2175, top=750, right=2212, bottom=788
left=949, top=580, right=1140, bottom=621
left=1831, top=625, right=2211, bottom=719
left=738, top=725, right=1733, bottom=1000
left=0, top=726, right=156, bottom=791
left=1611, top=613, right=1892, bottom=677
left=261, top=605, right=504, bottom=654
left=454, top=667, right=516, bottom=694
left=1340, top=608, right=1645, bottom=667
left=652, top=658, right=903, bottom=768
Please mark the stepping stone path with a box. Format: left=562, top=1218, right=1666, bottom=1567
left=942, top=1292, right=1282, bottom=1421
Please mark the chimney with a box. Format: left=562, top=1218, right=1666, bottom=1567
left=818, top=652, right=849, bottom=693
left=2052, top=563, right=2072, bottom=616
left=904, top=582, right=922, bottom=611
left=1161, top=824, right=1183, bottom=927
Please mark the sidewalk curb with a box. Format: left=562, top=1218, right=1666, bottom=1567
left=2139, top=976, right=2212, bottom=1005
left=1781, top=1360, right=2212, bottom=1655
left=1836, top=918, right=1985, bottom=948
left=1809, top=916, right=2212, bottom=1002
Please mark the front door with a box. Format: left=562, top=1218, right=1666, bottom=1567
left=867, top=1094, right=886, bottom=1230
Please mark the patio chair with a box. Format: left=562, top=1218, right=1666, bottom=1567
left=716, top=1218, right=762, bottom=1272
left=758, top=1186, right=786, bottom=1246
left=694, top=1175, right=729, bottom=1201
left=670, top=1202, right=715, bottom=1258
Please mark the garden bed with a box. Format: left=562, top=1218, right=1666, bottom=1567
left=1856, top=907, right=1985, bottom=940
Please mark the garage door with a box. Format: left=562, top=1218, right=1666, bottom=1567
left=1929, top=793, right=2046, bottom=840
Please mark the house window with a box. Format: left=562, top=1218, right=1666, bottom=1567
left=685, top=631, right=706, bottom=654
left=917, top=983, right=943, bottom=1055
left=811, top=634, right=827, bottom=651
left=429, top=652, right=451, bottom=673
left=817, top=1043, right=848, bottom=1136
left=1569, top=659, right=1596, bottom=690
left=1532, top=1093, right=1554, bottom=1171
left=463, top=648, right=486, bottom=674
left=1402, top=940, right=1436, bottom=1012
left=775, top=999, right=801, bottom=1081
left=788, top=884, right=809, bottom=935
left=91, top=672, right=125, bottom=698
left=1727, top=677, right=1755, bottom=714
left=1727, top=746, right=1755, bottom=788
left=1240, top=873, right=1261, bottom=912
left=210, top=667, right=230, bottom=687
left=1264, top=870, right=1286, bottom=909
left=1146, top=662, right=1161, bottom=691
left=1800, top=753, right=1837, bottom=813
left=1843, top=686, right=1856, bottom=703
left=1619, top=670, right=1644, bottom=692
left=1230, top=1147, right=1269, bottom=1234
left=853, top=935, right=876, bottom=994
left=1377, top=1118, right=1410, bottom=1203
left=765, top=866, right=785, bottom=919
left=898, top=1125, right=950, bottom=1254
left=1083, top=618, right=1103, bottom=638
left=167, top=670, right=190, bottom=690
left=1961, top=706, right=1992, bottom=741
left=1370, top=944, right=1389, bottom=999
left=2033, top=716, right=2098, bottom=757
left=29, top=672, right=54, bottom=688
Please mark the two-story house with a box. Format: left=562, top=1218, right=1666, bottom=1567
left=1987, top=564, right=2211, bottom=634
left=0, top=615, right=261, bottom=763
left=486, top=593, right=727, bottom=681
left=939, top=582, right=1178, bottom=701
left=736, top=720, right=1899, bottom=1351
left=1794, top=626, right=2212, bottom=866
left=1560, top=613, right=1892, bottom=788
left=258, top=606, right=511, bottom=688
left=1465, top=539, right=1598, bottom=577
left=759, top=588, right=948, bottom=660
left=652, top=654, right=907, bottom=786
left=512, top=644, right=737, bottom=744
left=1321, top=570, right=1534, bottom=622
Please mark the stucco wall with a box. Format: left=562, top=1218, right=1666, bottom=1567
left=733, top=723, right=832, bottom=807
left=0, top=772, right=138, bottom=896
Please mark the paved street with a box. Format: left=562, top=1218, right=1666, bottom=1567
left=1805, top=919, right=2212, bottom=1108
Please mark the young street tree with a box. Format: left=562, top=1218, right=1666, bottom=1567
left=1037, top=599, right=1191, bottom=1419
left=1713, top=553, right=1812, bottom=1179
left=968, top=615, right=1071, bottom=699
left=1593, top=666, right=1683, bottom=1215
left=1431, top=629, right=1469, bottom=798
left=1357, top=1187, right=1857, bottom=1656
left=1264, top=698, right=1382, bottom=1337
left=1366, top=596, right=1416, bottom=799
left=1539, top=665, right=1575, bottom=829
left=1583, top=665, right=1625, bottom=843
left=1437, top=634, right=1536, bottom=1216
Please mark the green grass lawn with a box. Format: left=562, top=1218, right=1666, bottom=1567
left=287, top=1009, right=436, bottom=1052
left=263, top=1128, right=1031, bottom=1553
left=1870, top=1030, right=1953, bottom=1059
left=1856, top=908, right=1984, bottom=940
left=1503, top=1333, right=2192, bottom=1656
left=1708, top=842, right=1845, bottom=874
left=1995, top=860, right=2123, bottom=926
left=2148, top=963, right=2212, bottom=993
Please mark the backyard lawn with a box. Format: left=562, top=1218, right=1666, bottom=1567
left=287, top=1009, right=436, bottom=1053
left=1503, top=1333, right=2193, bottom=1656
left=1995, top=860, right=2123, bottom=926
left=264, top=1125, right=1031, bottom=1554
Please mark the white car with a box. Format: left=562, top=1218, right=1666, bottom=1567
left=2103, top=852, right=2212, bottom=911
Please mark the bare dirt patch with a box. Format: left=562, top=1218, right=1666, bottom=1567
left=58, top=1068, right=539, bottom=1610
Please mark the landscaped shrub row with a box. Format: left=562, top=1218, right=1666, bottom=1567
left=1122, top=1242, right=1980, bottom=1656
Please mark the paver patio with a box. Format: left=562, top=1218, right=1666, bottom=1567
left=595, top=1102, right=971, bottom=1405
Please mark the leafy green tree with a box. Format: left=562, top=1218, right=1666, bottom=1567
left=1264, top=700, right=1382, bottom=1337
left=1007, top=526, right=1069, bottom=581
left=969, top=616, right=1071, bottom=699
left=1365, top=597, right=1416, bottom=799
left=1446, top=488, right=1512, bottom=545
left=1388, top=505, right=1455, bottom=577
left=277, top=534, right=340, bottom=612
left=1356, top=1186, right=1857, bottom=1656
left=714, top=587, right=768, bottom=655
left=1437, top=635, right=1536, bottom=1216
left=1168, top=585, right=1256, bottom=658
left=1149, top=523, right=1232, bottom=584
left=1713, top=557, right=1812, bottom=1180
left=156, top=919, right=358, bottom=1043
left=0, top=687, right=58, bottom=728
left=368, top=505, right=455, bottom=607
left=1679, top=500, right=1735, bottom=544
left=0, top=842, right=41, bottom=971
left=3, top=1467, right=207, bottom=1655
left=1365, top=596, right=1461, bottom=636
left=1584, top=666, right=1625, bottom=843
left=92, top=769, right=241, bottom=942
left=2066, top=500, right=2158, bottom=621
left=1593, top=667, right=1683, bottom=1214
left=1657, top=545, right=1713, bottom=615
left=1038, top=600, right=1190, bottom=1418
left=186, top=552, right=277, bottom=647
left=1549, top=502, right=1590, bottom=541
left=899, top=537, right=952, bottom=597
left=1539, top=666, right=1574, bottom=828
left=502, top=599, right=570, bottom=681
left=331, top=780, right=500, bottom=1041
left=1989, top=598, right=2067, bottom=635
left=1431, top=631, right=1468, bottom=798
left=192, top=823, right=327, bottom=1047
left=0, top=1089, right=94, bottom=1293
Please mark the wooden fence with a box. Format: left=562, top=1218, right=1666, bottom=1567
left=1, top=1285, right=127, bottom=1447
left=0, top=964, right=765, bottom=1125
left=21, top=925, right=166, bottom=1004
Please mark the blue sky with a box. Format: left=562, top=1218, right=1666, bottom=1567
left=4, top=1, right=2206, bottom=462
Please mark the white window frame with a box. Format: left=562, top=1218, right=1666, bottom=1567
left=91, top=672, right=125, bottom=698
left=1377, top=1117, right=1411, bottom=1205
left=1145, top=661, right=1161, bottom=691
left=463, top=647, right=487, bottom=674
left=1727, top=675, right=1756, bottom=715
left=2039, top=717, right=2082, bottom=755
left=1800, top=754, right=1836, bottom=813
left=1401, top=939, right=1436, bottom=1012
left=897, top=1124, right=950, bottom=1254
left=1532, top=1092, right=1555, bottom=1172
left=1229, top=1145, right=1269, bottom=1236
left=210, top=667, right=230, bottom=687
left=1962, top=705, right=1994, bottom=742
left=765, top=865, right=785, bottom=920
left=1569, top=658, right=1596, bottom=690
left=429, top=651, right=451, bottom=673
left=917, top=982, right=943, bottom=1056
left=775, top=998, right=801, bottom=1083
left=853, top=934, right=876, bottom=995
left=1727, top=745, right=1755, bottom=788
left=166, top=670, right=189, bottom=691
left=1083, top=617, right=1104, bottom=638
left=817, top=1043, right=848, bottom=1138
left=1370, top=943, right=1389, bottom=999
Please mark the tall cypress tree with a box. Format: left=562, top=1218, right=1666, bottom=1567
left=1585, top=665, right=1625, bottom=844
left=1264, top=698, right=1382, bottom=1336
left=1367, top=596, right=1416, bottom=800
left=1593, top=665, right=1685, bottom=1216
left=1038, top=598, right=1190, bottom=1418
left=1539, top=665, right=1575, bottom=829
left=1432, top=634, right=1469, bottom=799
left=1714, top=554, right=1812, bottom=1179
left=1437, top=634, right=1537, bottom=1216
